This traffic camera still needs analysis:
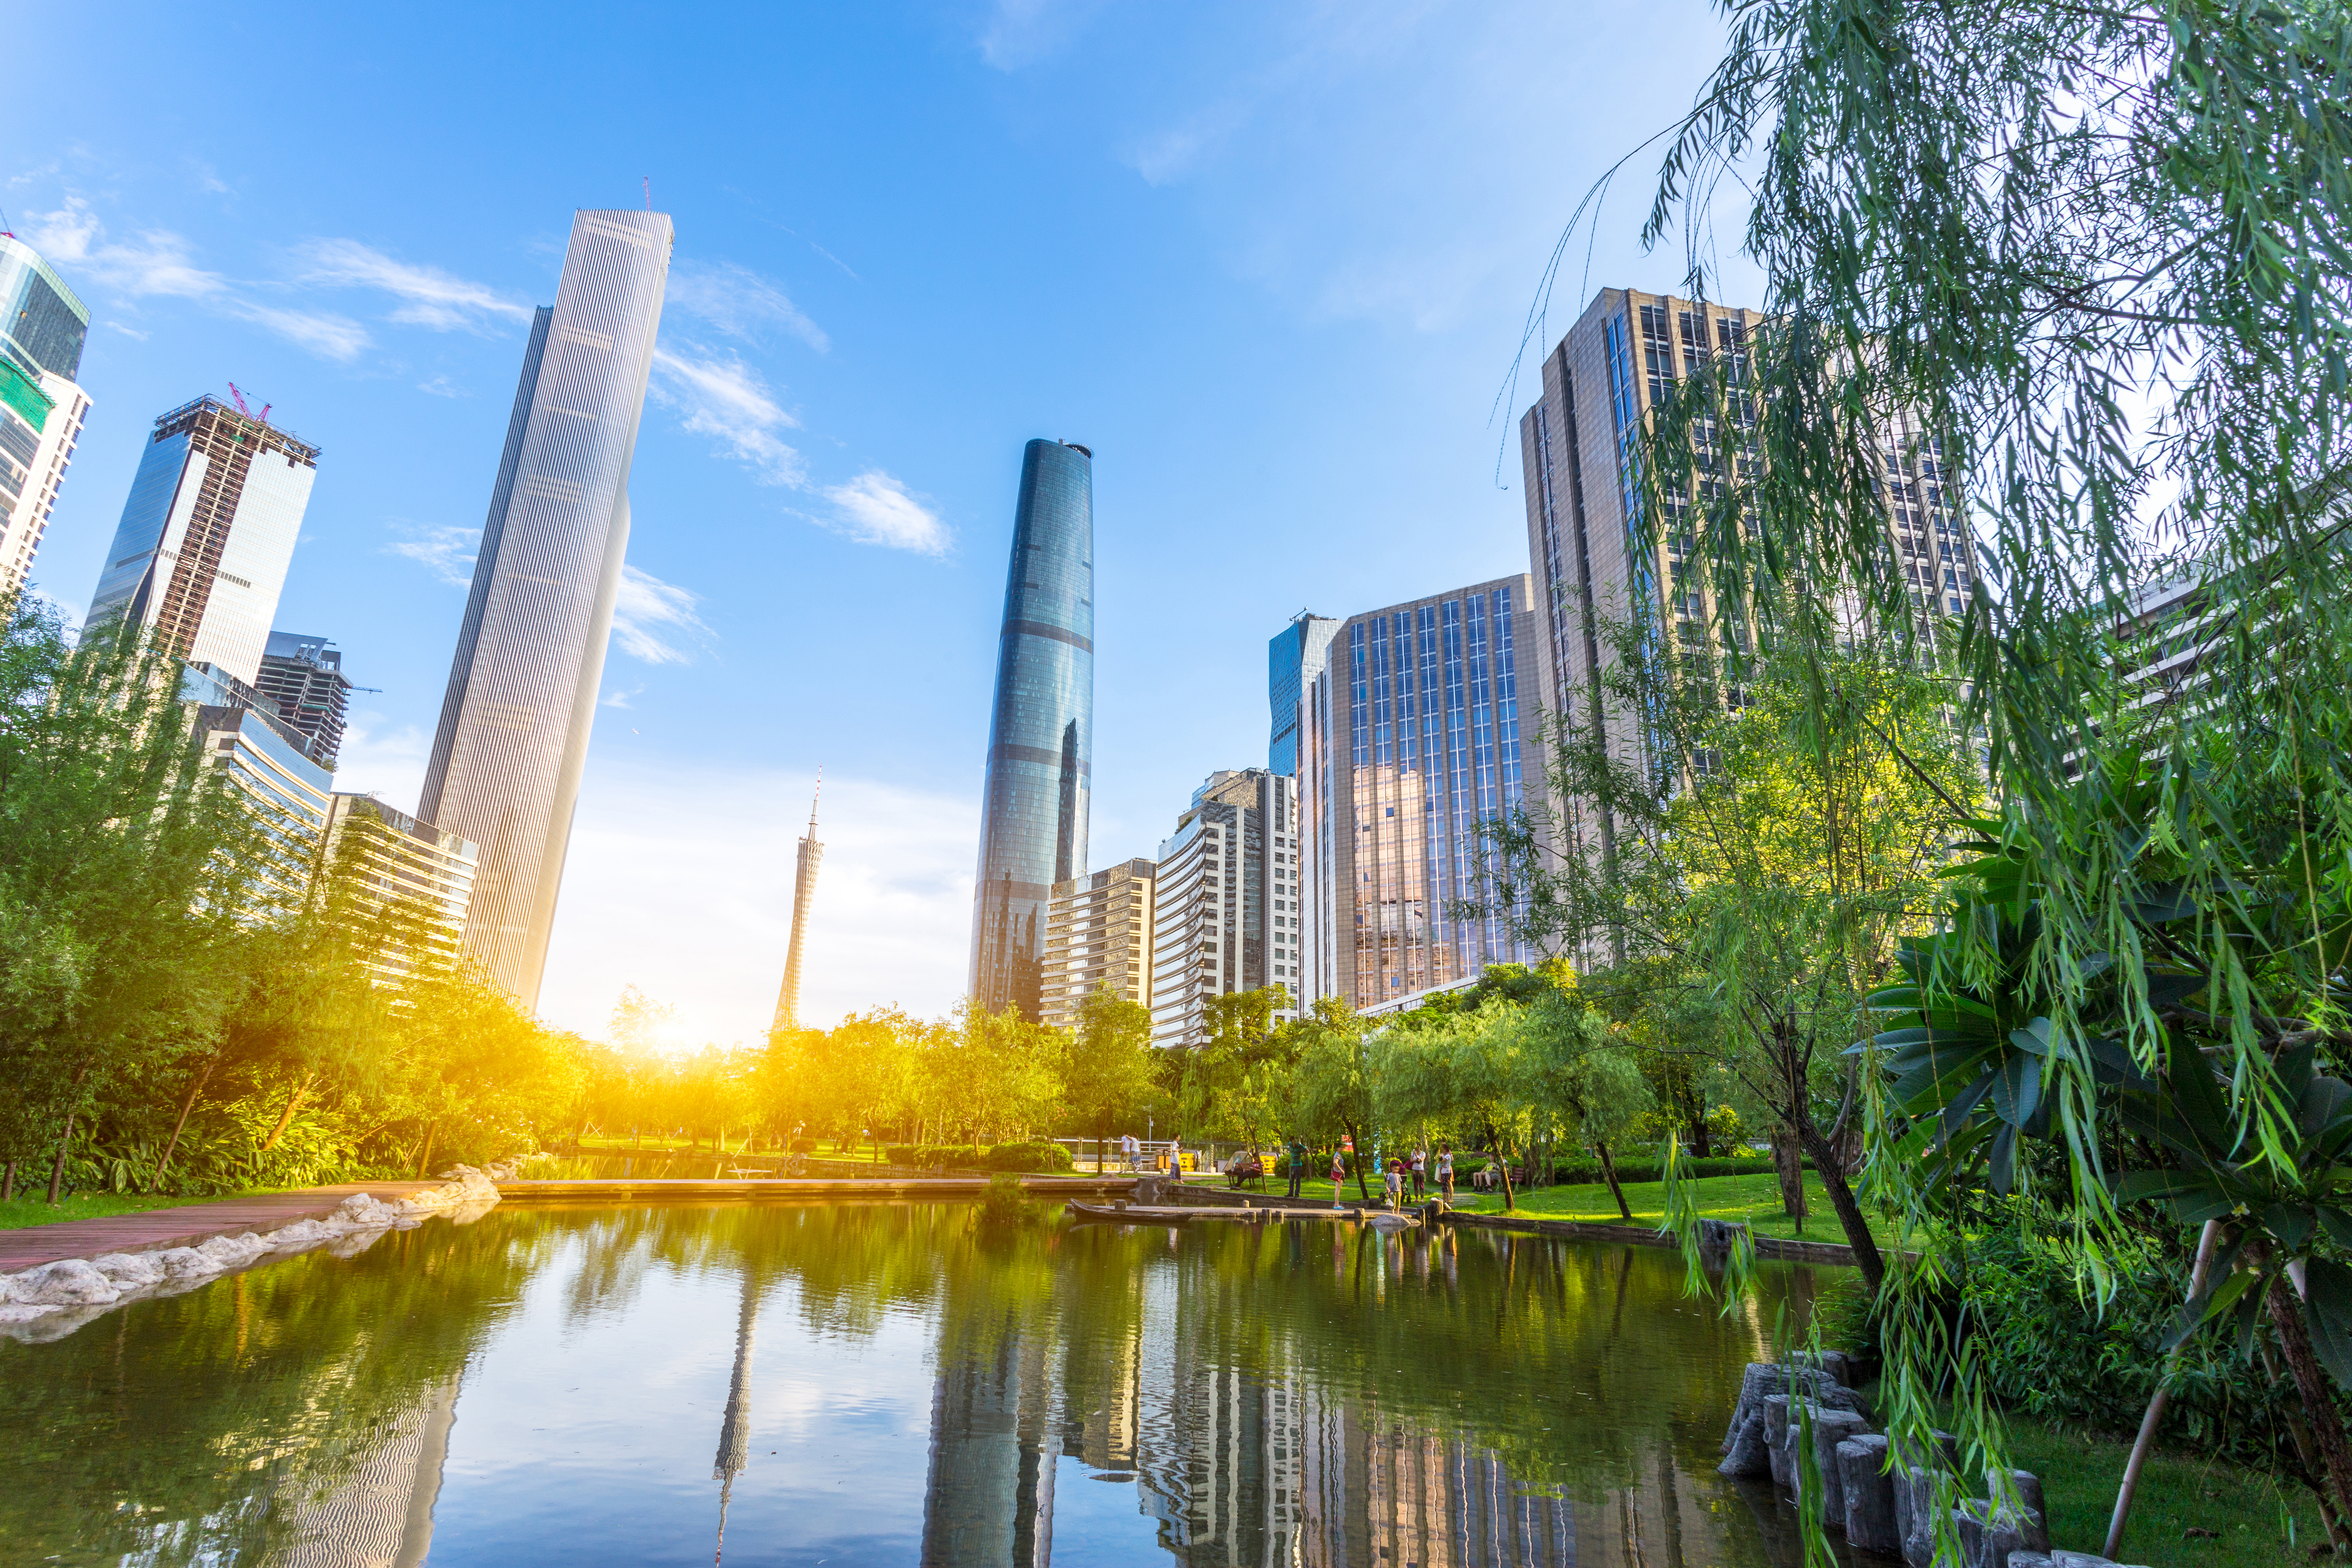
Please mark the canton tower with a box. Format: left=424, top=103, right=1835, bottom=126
left=770, top=776, right=824, bottom=1033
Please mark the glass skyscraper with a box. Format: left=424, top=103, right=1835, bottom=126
left=1298, top=574, right=1542, bottom=1011
left=418, top=208, right=672, bottom=1008
left=84, top=395, right=319, bottom=686
left=969, top=438, right=1093, bottom=1021
left=1267, top=612, right=1340, bottom=778
left=0, top=232, right=92, bottom=597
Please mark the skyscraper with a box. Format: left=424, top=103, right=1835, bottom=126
left=1148, top=769, right=1299, bottom=1049
left=1267, top=611, right=1341, bottom=777
left=418, top=208, right=671, bottom=1008
left=254, top=630, right=354, bottom=769
left=1515, top=288, right=1977, bottom=894
left=1297, top=576, right=1543, bottom=1012
left=84, top=395, right=318, bottom=686
left=0, top=231, right=93, bottom=598
left=769, top=779, right=824, bottom=1034
left=319, top=793, right=481, bottom=980
left=1040, top=856, right=1156, bottom=1031
left=969, top=438, right=1093, bottom=1021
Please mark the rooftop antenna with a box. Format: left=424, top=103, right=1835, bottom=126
left=644, top=176, right=653, bottom=211
left=808, top=766, right=821, bottom=832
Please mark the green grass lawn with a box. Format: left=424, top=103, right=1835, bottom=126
left=1435, top=1170, right=1884, bottom=1246
left=0, top=1188, right=294, bottom=1232
left=1979, top=1414, right=2312, bottom=1568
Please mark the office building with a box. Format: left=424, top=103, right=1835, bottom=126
left=417, top=208, right=672, bottom=1008
left=84, top=396, right=318, bottom=686
left=319, top=793, right=480, bottom=977
left=1515, top=287, right=1976, bottom=868
left=1297, top=576, right=1543, bottom=1013
left=253, top=631, right=354, bottom=769
left=0, top=232, right=92, bottom=598
left=1148, top=769, right=1299, bottom=1050
left=183, top=660, right=335, bottom=897
left=1268, top=611, right=1341, bottom=778
left=769, top=781, right=824, bottom=1033
left=969, top=438, right=1094, bottom=1022
left=1040, top=856, right=1156, bottom=1032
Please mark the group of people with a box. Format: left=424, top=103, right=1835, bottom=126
left=1274, top=1139, right=1455, bottom=1207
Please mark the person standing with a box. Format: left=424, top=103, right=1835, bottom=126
left=1384, top=1158, right=1404, bottom=1210
left=1330, top=1147, right=1347, bottom=1208
left=1410, top=1145, right=1427, bottom=1199
left=1287, top=1136, right=1308, bottom=1199
left=1437, top=1143, right=1455, bottom=1200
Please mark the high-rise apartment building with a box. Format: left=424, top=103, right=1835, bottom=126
left=1516, top=287, right=1977, bottom=874
left=1040, top=856, right=1157, bottom=1032
left=182, top=660, right=336, bottom=897
left=0, top=232, right=92, bottom=598
left=84, top=396, right=318, bottom=686
left=769, top=783, right=824, bottom=1034
left=1148, top=769, right=1299, bottom=1050
left=1296, top=576, right=1543, bottom=1013
left=254, top=630, right=354, bottom=769
left=417, top=208, right=672, bottom=1008
left=319, top=793, right=480, bottom=978
left=969, top=438, right=1094, bottom=1022
left=1267, top=612, right=1341, bottom=778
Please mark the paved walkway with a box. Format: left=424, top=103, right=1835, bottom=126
left=0, top=1182, right=442, bottom=1272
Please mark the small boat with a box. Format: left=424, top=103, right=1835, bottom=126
left=1065, top=1200, right=1198, bottom=1225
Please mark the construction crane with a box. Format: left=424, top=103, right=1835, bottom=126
left=225, top=383, right=272, bottom=425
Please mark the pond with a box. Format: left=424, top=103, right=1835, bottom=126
left=1, top=1200, right=1851, bottom=1566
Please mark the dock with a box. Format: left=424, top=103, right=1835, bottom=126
left=0, top=1182, right=445, bottom=1273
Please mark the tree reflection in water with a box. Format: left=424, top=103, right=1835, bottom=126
left=0, top=1202, right=1835, bottom=1566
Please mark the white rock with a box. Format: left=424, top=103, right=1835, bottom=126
left=153, top=1247, right=219, bottom=1281
left=196, top=1233, right=267, bottom=1267
left=266, top=1219, right=338, bottom=1250
left=9, top=1258, right=121, bottom=1306
left=93, top=1253, right=165, bottom=1287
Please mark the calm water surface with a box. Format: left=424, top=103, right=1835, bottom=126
left=1, top=1201, right=1847, bottom=1566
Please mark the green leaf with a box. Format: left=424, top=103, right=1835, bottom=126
left=2305, top=1260, right=2352, bottom=1389
left=1992, top=1050, right=2042, bottom=1129
left=2265, top=1203, right=2316, bottom=1250
left=2007, top=1019, right=2053, bottom=1057
left=2163, top=1268, right=2257, bottom=1351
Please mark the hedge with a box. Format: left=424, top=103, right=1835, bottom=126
left=884, top=1142, right=1075, bottom=1173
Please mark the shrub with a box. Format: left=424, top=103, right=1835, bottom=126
left=885, top=1144, right=988, bottom=1168
left=974, top=1171, right=1046, bottom=1229
left=984, top=1142, right=1075, bottom=1173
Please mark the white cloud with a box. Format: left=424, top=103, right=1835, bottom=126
left=666, top=260, right=828, bottom=352
left=386, top=521, right=479, bottom=587
left=416, top=375, right=464, bottom=398
left=612, top=564, right=713, bottom=665
left=294, top=237, right=534, bottom=333
left=979, top=0, right=1109, bottom=69
left=22, top=196, right=372, bottom=360
left=818, top=471, right=951, bottom=557
left=105, top=322, right=149, bottom=340
left=331, top=713, right=433, bottom=818
left=539, top=763, right=976, bottom=1043
left=649, top=343, right=805, bottom=484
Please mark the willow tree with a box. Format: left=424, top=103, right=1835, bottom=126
left=1613, top=0, right=2352, bottom=1550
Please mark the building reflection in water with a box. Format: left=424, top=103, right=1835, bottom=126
left=713, top=1269, right=762, bottom=1562
left=271, top=1372, right=462, bottom=1568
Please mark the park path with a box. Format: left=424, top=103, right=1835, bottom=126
left=0, top=1182, right=442, bottom=1272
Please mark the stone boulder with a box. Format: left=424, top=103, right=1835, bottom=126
left=1837, top=1433, right=1901, bottom=1554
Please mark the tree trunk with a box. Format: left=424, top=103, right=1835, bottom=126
left=414, top=1120, right=438, bottom=1178
left=258, top=1074, right=314, bottom=1154
left=1485, top=1123, right=1516, bottom=1211
left=1687, top=1077, right=1713, bottom=1159
left=3, top=1159, right=16, bottom=1203
left=1772, top=1130, right=1807, bottom=1226
left=46, top=1111, right=76, bottom=1204
left=1595, top=1139, right=1632, bottom=1221
left=1796, top=1120, right=1884, bottom=1289
left=2264, top=1267, right=2352, bottom=1553
left=153, top=1057, right=217, bottom=1192
left=1343, top=1119, right=1372, bottom=1200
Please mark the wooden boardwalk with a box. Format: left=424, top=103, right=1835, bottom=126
left=0, top=1182, right=444, bottom=1273
left=494, top=1175, right=1141, bottom=1202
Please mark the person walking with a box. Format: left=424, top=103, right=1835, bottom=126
left=1437, top=1143, right=1455, bottom=1200
left=1410, top=1145, right=1427, bottom=1199
left=1330, top=1147, right=1347, bottom=1209
left=1286, top=1136, right=1308, bottom=1199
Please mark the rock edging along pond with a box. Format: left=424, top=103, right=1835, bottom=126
left=0, top=1165, right=509, bottom=1343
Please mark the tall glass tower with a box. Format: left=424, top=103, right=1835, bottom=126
left=969, top=438, right=1093, bottom=1021
left=418, top=208, right=671, bottom=1008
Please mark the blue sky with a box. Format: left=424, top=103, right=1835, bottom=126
left=10, top=1, right=1755, bottom=1046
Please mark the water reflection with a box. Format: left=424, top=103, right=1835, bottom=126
left=0, top=1202, right=1834, bottom=1566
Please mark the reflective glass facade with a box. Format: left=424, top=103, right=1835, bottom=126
left=1266, top=612, right=1340, bottom=778
left=969, top=439, right=1093, bottom=1020
left=0, top=234, right=89, bottom=381
left=418, top=210, right=672, bottom=1008
left=1299, top=576, right=1539, bottom=1011
left=85, top=397, right=319, bottom=687
left=1149, top=770, right=1299, bottom=1049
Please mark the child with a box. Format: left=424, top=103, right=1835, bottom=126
left=1384, top=1158, right=1404, bottom=1209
